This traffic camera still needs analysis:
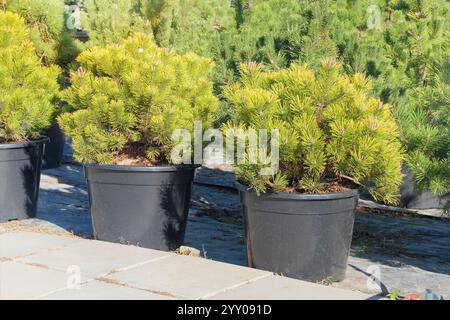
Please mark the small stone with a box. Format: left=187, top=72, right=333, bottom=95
left=178, top=246, right=201, bottom=257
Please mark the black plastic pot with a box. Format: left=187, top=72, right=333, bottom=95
left=400, top=167, right=448, bottom=210
left=42, top=122, right=65, bottom=170
left=237, top=182, right=358, bottom=282
left=0, top=138, right=48, bottom=223
left=84, top=164, right=196, bottom=251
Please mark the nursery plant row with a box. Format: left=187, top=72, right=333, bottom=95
left=0, top=0, right=448, bottom=283
left=3, top=0, right=448, bottom=208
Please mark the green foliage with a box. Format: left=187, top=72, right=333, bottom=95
left=81, top=0, right=152, bottom=47
left=396, top=63, right=449, bottom=197
left=139, top=0, right=237, bottom=91
left=232, top=0, right=340, bottom=72
left=2, top=0, right=446, bottom=203
left=224, top=61, right=404, bottom=204
left=59, top=33, right=218, bottom=164
left=386, top=1, right=449, bottom=200
left=3, top=0, right=82, bottom=66
left=228, top=0, right=449, bottom=201
left=68, top=0, right=236, bottom=92
left=138, top=0, right=173, bottom=47
left=388, top=289, right=402, bottom=300
left=0, top=11, right=60, bottom=142
left=233, top=0, right=449, bottom=100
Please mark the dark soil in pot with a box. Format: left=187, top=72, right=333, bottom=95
left=236, top=182, right=358, bottom=282
left=42, top=122, right=65, bottom=170
left=0, top=138, right=48, bottom=222
left=84, top=164, right=196, bottom=251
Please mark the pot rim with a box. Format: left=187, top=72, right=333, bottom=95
left=0, top=137, right=50, bottom=150
left=235, top=181, right=358, bottom=200
left=84, top=163, right=200, bottom=173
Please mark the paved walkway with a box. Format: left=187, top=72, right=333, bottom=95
left=0, top=231, right=368, bottom=300
left=1, top=164, right=449, bottom=298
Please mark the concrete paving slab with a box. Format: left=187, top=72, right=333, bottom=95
left=0, top=232, right=81, bottom=259
left=0, top=261, right=68, bottom=300
left=40, top=280, right=175, bottom=300
left=7, top=163, right=446, bottom=297
left=104, top=255, right=272, bottom=299
left=16, top=238, right=173, bottom=279
left=206, top=274, right=369, bottom=300
left=337, top=256, right=450, bottom=297
left=0, top=231, right=371, bottom=300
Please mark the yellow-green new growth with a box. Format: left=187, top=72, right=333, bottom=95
left=0, top=11, right=60, bottom=143
left=225, top=60, right=404, bottom=204
left=59, top=33, right=218, bottom=165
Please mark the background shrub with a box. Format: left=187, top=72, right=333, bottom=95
left=138, top=0, right=237, bottom=92
left=81, top=0, right=152, bottom=47
left=2, top=0, right=81, bottom=66
left=230, top=0, right=449, bottom=202
left=0, top=11, right=60, bottom=142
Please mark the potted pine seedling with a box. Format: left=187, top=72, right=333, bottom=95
left=224, top=60, right=404, bottom=282
left=59, top=34, right=218, bottom=251
left=4, top=0, right=80, bottom=170
left=0, top=12, right=60, bottom=222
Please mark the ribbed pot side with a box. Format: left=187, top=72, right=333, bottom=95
left=42, top=121, right=65, bottom=170
left=0, top=138, right=48, bottom=222
left=237, top=182, right=358, bottom=282
left=85, top=164, right=196, bottom=251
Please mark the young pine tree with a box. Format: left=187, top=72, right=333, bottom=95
left=0, top=12, right=60, bottom=143
left=232, top=0, right=347, bottom=72
left=59, top=33, right=218, bottom=165
left=138, top=0, right=237, bottom=91
left=231, top=0, right=449, bottom=205
left=382, top=0, right=449, bottom=204
left=396, top=60, right=450, bottom=202
left=224, top=60, right=404, bottom=205
left=81, top=0, right=152, bottom=47
left=2, top=0, right=81, bottom=66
